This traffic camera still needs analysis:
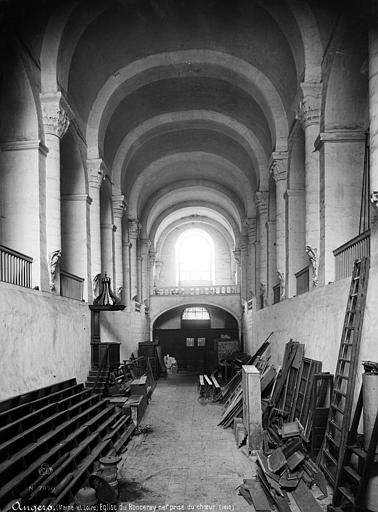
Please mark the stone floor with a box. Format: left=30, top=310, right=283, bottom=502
left=118, top=372, right=332, bottom=512
left=118, top=372, right=255, bottom=512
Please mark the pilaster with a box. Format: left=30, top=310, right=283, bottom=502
left=112, top=194, right=127, bottom=300
left=87, top=158, right=105, bottom=297
left=270, top=151, right=288, bottom=297
left=41, top=92, right=70, bottom=294
left=256, top=191, right=269, bottom=307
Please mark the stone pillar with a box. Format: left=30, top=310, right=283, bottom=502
left=128, top=219, right=140, bottom=301
left=87, top=158, right=104, bottom=299
left=299, top=82, right=322, bottom=255
left=256, top=191, right=268, bottom=308
left=140, top=238, right=151, bottom=303
left=233, top=248, right=242, bottom=291
left=316, top=130, right=365, bottom=285
left=285, top=189, right=306, bottom=297
left=100, top=223, right=115, bottom=278
left=122, top=234, right=131, bottom=309
left=270, top=151, right=288, bottom=298
left=41, top=92, right=70, bottom=294
left=61, top=193, right=92, bottom=301
left=112, top=195, right=126, bottom=299
left=369, top=22, right=378, bottom=214
left=149, top=250, right=157, bottom=295
left=266, top=219, right=276, bottom=305
left=239, top=235, right=248, bottom=300
left=244, top=218, right=257, bottom=299
left=0, top=140, right=49, bottom=290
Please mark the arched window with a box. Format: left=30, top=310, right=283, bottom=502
left=182, top=307, right=210, bottom=320
left=176, top=229, right=214, bottom=286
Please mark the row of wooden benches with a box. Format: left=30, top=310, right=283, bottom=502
left=0, top=378, right=134, bottom=509
left=198, top=374, right=221, bottom=398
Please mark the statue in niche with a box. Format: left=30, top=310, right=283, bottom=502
left=306, top=245, right=319, bottom=287
left=92, top=273, right=102, bottom=299
left=277, top=271, right=285, bottom=299
left=260, top=282, right=268, bottom=307
left=48, top=250, right=62, bottom=291
left=117, top=286, right=123, bottom=300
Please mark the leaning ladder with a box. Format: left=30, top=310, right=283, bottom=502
left=330, top=382, right=378, bottom=511
left=319, top=257, right=369, bottom=486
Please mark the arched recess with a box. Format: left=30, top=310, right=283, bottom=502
left=100, top=181, right=115, bottom=282
left=0, top=50, right=45, bottom=288
left=286, top=124, right=306, bottom=297
left=319, top=22, right=368, bottom=283
left=112, top=110, right=267, bottom=191
left=152, top=304, right=239, bottom=372
left=60, top=128, right=90, bottom=297
left=267, top=174, right=277, bottom=304
left=86, top=50, right=288, bottom=157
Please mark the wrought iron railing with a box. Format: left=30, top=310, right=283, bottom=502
left=295, top=265, right=310, bottom=295
left=0, top=244, right=33, bottom=288
left=333, top=230, right=370, bottom=281
left=152, top=284, right=240, bottom=296
left=60, top=269, right=84, bottom=301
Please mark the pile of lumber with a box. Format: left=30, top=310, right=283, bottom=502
left=262, top=340, right=325, bottom=452
left=218, top=333, right=277, bottom=428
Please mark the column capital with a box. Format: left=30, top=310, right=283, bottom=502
left=243, top=217, right=257, bottom=240
left=41, top=92, right=70, bottom=139
left=149, top=250, right=157, bottom=265
left=140, top=238, right=151, bottom=252
left=297, top=82, right=322, bottom=128
left=87, top=158, right=105, bottom=189
left=269, top=151, right=288, bottom=183
left=233, top=248, right=242, bottom=265
left=112, top=194, right=127, bottom=219
left=256, top=190, right=269, bottom=215
left=128, top=219, right=141, bottom=239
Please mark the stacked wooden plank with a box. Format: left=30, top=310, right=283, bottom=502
left=218, top=335, right=275, bottom=428
left=0, top=379, right=135, bottom=509
left=264, top=340, right=323, bottom=445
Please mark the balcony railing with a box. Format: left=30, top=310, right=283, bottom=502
left=333, top=230, right=370, bottom=281
left=0, top=244, right=33, bottom=288
left=152, top=284, right=240, bottom=296
left=60, top=269, right=84, bottom=301
left=295, top=265, right=310, bottom=295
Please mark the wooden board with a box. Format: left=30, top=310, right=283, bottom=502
left=243, top=479, right=270, bottom=511
left=292, top=480, right=322, bottom=512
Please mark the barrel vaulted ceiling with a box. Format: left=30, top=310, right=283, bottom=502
left=37, top=0, right=326, bottom=249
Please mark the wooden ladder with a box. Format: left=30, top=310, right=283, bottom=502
left=329, top=383, right=378, bottom=511
left=319, top=257, right=369, bottom=487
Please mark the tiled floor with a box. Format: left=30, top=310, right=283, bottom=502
left=118, top=372, right=255, bottom=511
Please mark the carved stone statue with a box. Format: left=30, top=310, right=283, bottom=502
left=260, top=282, right=268, bottom=307
left=277, top=271, right=285, bottom=299
left=306, top=245, right=319, bottom=287
left=92, top=273, right=102, bottom=299
left=117, top=286, right=123, bottom=300
left=48, top=250, right=62, bottom=291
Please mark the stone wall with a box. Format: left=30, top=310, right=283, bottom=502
left=101, top=309, right=150, bottom=359
left=243, top=272, right=378, bottom=396
left=0, top=282, right=91, bottom=400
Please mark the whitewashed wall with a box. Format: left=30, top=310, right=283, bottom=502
left=0, top=282, right=91, bottom=400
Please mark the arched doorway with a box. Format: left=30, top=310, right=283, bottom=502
left=153, top=305, right=239, bottom=373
